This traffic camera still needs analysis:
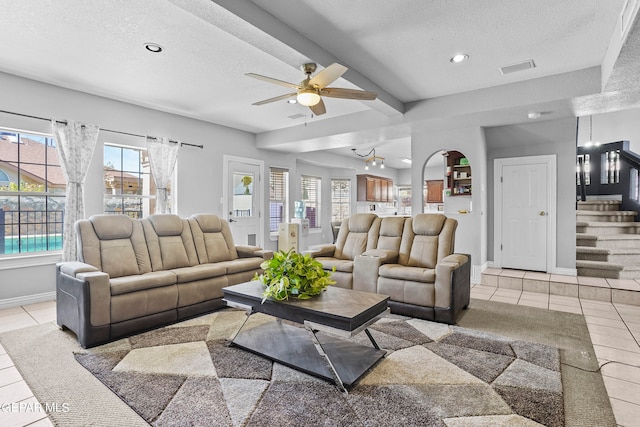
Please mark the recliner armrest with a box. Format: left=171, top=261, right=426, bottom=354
left=305, top=244, right=336, bottom=258
left=236, top=245, right=273, bottom=259
left=59, top=261, right=99, bottom=278
left=56, top=263, right=111, bottom=327
left=434, top=253, right=469, bottom=308
left=361, top=249, right=399, bottom=264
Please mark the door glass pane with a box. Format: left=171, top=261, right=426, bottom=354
left=233, top=172, right=254, bottom=217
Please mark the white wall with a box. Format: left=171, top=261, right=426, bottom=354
left=577, top=107, right=640, bottom=150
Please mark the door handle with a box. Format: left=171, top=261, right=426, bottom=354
left=539, top=211, right=546, bottom=216
left=229, top=218, right=236, bottom=222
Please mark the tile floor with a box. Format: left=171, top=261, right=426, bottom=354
left=0, top=276, right=639, bottom=427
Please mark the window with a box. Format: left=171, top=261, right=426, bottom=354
left=601, top=150, right=620, bottom=184
left=576, top=154, right=590, bottom=186
left=301, top=175, right=321, bottom=229
left=331, top=179, right=350, bottom=222
left=269, top=168, right=289, bottom=232
left=0, top=128, right=65, bottom=255
left=104, top=144, right=167, bottom=218
left=398, top=186, right=412, bottom=215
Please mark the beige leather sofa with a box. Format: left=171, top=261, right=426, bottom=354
left=311, top=213, right=470, bottom=324
left=56, top=213, right=270, bottom=348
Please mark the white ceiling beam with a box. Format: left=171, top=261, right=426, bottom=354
left=183, top=0, right=404, bottom=117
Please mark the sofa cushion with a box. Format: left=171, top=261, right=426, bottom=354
left=159, top=235, right=192, bottom=269
left=147, top=214, right=184, bottom=236
left=412, top=214, right=446, bottom=236
left=171, top=264, right=227, bottom=283
left=201, top=233, right=233, bottom=263
left=193, top=214, right=223, bottom=233
left=110, top=285, right=178, bottom=323
left=378, top=277, right=435, bottom=307
left=216, top=257, right=263, bottom=275
left=333, top=214, right=380, bottom=260
left=378, top=264, right=436, bottom=283
left=143, top=215, right=199, bottom=271
left=189, top=215, right=237, bottom=263
left=407, top=235, right=440, bottom=269
left=316, top=257, right=354, bottom=273
left=376, top=217, right=405, bottom=252
left=110, top=271, right=177, bottom=296
left=91, top=215, right=133, bottom=240
left=100, top=239, right=140, bottom=278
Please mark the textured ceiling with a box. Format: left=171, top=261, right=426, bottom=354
left=0, top=0, right=637, bottom=169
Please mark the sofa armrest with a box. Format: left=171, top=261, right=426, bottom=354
left=56, top=263, right=112, bottom=347
left=362, top=249, right=399, bottom=264
left=434, top=254, right=470, bottom=309
left=305, top=244, right=336, bottom=258
left=59, top=261, right=99, bottom=278
left=236, top=245, right=273, bottom=259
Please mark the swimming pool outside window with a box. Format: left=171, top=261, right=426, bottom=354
left=0, top=128, right=65, bottom=255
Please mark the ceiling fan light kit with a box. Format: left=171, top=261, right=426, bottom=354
left=297, top=89, right=321, bottom=106
left=246, top=62, right=377, bottom=116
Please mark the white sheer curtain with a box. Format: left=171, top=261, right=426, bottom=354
left=146, top=136, right=179, bottom=214
left=52, top=119, right=100, bottom=262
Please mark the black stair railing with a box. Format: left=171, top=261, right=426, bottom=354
left=577, top=140, right=640, bottom=221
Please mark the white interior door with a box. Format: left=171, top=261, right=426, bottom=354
left=499, top=160, right=551, bottom=271
left=225, top=157, right=263, bottom=247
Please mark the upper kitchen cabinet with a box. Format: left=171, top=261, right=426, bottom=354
left=357, top=174, right=393, bottom=202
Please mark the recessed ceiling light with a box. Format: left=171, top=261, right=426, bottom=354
left=144, top=43, right=163, bottom=53
left=450, top=54, right=469, bottom=63
left=528, top=112, right=542, bottom=119
left=288, top=99, right=297, bottom=104
left=400, top=157, right=412, bottom=164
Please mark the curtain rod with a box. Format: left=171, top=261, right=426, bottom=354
left=0, top=109, right=204, bottom=149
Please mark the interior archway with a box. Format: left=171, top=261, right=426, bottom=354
left=422, top=150, right=472, bottom=213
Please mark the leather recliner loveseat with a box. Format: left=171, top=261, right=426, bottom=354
left=310, top=213, right=470, bottom=324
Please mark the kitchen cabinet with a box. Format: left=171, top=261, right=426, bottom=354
left=357, top=174, right=394, bottom=202
left=425, top=180, right=444, bottom=203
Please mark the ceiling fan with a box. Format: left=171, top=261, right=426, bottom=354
left=246, top=63, right=377, bottom=116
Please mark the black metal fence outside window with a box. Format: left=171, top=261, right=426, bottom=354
left=0, top=209, right=64, bottom=254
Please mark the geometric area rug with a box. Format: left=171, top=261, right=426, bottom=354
left=73, top=308, right=565, bottom=427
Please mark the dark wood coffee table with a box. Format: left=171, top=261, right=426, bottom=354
left=222, top=281, right=389, bottom=392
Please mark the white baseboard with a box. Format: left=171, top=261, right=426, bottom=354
left=471, top=262, right=490, bottom=284
left=485, top=261, right=576, bottom=277
left=0, top=291, right=56, bottom=310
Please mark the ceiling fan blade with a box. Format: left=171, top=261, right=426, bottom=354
left=320, top=87, right=377, bottom=100
left=245, top=73, right=301, bottom=90
left=252, top=93, right=297, bottom=106
left=309, top=63, right=348, bottom=89
left=309, top=98, right=326, bottom=116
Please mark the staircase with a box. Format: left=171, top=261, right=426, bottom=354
left=576, top=200, right=640, bottom=279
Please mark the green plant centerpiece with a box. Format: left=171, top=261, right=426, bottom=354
left=255, top=249, right=335, bottom=302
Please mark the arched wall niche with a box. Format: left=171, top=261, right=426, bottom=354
left=422, top=149, right=472, bottom=213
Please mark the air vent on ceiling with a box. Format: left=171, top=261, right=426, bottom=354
left=287, top=113, right=306, bottom=119
left=499, top=59, right=536, bottom=75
